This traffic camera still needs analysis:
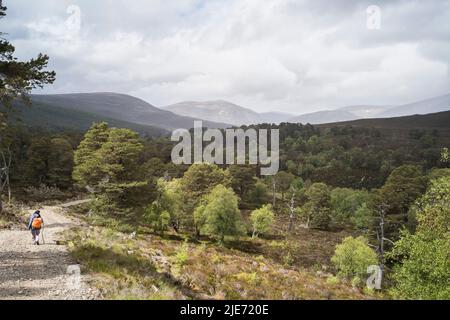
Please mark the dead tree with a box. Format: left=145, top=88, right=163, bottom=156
left=272, top=177, right=277, bottom=208
left=0, top=147, right=12, bottom=213
left=375, top=203, right=394, bottom=289
left=287, top=192, right=295, bottom=233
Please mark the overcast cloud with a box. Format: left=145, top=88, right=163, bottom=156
left=3, top=0, right=450, bottom=113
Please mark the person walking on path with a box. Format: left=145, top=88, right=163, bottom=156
left=27, top=210, right=44, bottom=245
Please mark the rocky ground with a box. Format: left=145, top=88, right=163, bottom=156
left=0, top=201, right=99, bottom=300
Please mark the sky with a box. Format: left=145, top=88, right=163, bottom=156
left=2, top=0, right=450, bottom=114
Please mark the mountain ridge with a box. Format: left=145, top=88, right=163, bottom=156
left=163, top=100, right=263, bottom=126
left=8, top=93, right=231, bottom=134
left=287, top=93, right=450, bottom=124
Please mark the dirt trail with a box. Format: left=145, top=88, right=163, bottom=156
left=0, top=201, right=97, bottom=300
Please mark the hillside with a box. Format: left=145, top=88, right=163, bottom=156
left=288, top=93, right=450, bottom=125
left=62, top=202, right=375, bottom=300
left=338, top=105, right=390, bottom=118
left=259, top=111, right=295, bottom=124
left=9, top=99, right=167, bottom=136
left=10, top=93, right=230, bottom=133
left=288, top=109, right=358, bottom=124
left=164, top=100, right=262, bottom=126
left=318, top=110, right=450, bottom=130
left=380, top=93, right=450, bottom=117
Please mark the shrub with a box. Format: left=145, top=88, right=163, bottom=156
left=326, top=276, right=340, bottom=285
left=330, top=187, right=371, bottom=229
left=195, top=185, right=245, bottom=242
left=389, top=231, right=450, bottom=299
left=144, top=191, right=172, bottom=236
left=247, top=180, right=269, bottom=208
left=301, top=183, right=331, bottom=230
left=24, top=183, right=64, bottom=201
left=145, top=204, right=170, bottom=235
left=389, top=177, right=450, bottom=299
left=250, top=204, right=275, bottom=238
left=331, top=236, right=378, bottom=281
left=174, top=242, right=190, bottom=268
left=283, top=251, right=294, bottom=267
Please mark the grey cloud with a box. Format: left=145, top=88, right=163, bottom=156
left=2, top=0, right=449, bottom=113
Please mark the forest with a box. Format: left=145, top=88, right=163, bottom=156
left=1, top=117, right=449, bottom=299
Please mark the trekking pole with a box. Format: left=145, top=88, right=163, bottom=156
left=41, top=224, right=45, bottom=244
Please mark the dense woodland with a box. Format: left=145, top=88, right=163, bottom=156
left=1, top=118, right=449, bottom=299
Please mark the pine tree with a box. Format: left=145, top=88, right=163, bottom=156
left=73, top=123, right=153, bottom=218
left=301, top=182, right=331, bottom=230
left=0, top=2, right=55, bottom=211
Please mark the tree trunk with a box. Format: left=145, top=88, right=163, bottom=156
left=7, top=175, right=11, bottom=204
left=377, top=204, right=388, bottom=289
left=0, top=148, right=12, bottom=210
left=288, top=193, right=295, bottom=233
left=272, top=178, right=276, bottom=208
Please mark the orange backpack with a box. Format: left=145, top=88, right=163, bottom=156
left=32, top=217, right=43, bottom=229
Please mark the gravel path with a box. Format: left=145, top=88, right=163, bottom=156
left=0, top=203, right=97, bottom=300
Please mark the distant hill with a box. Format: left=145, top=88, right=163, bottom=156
left=164, top=100, right=262, bottom=126
left=259, top=111, right=295, bottom=124
left=9, top=93, right=230, bottom=134
left=338, top=105, right=391, bottom=118
left=379, top=93, right=450, bottom=117
left=288, top=109, right=358, bottom=124
left=9, top=99, right=167, bottom=136
left=288, top=93, right=450, bottom=125
left=318, top=110, right=450, bottom=130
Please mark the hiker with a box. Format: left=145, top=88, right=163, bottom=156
left=28, top=210, right=44, bottom=245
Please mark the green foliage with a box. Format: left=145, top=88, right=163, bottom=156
left=415, top=177, right=450, bottom=234
left=145, top=203, right=170, bottom=235
left=73, top=122, right=110, bottom=187
left=228, top=165, right=256, bottom=208
left=144, top=179, right=180, bottom=235
left=47, top=137, right=74, bottom=187
left=174, top=241, right=190, bottom=268
left=390, top=231, right=450, bottom=300
left=97, top=128, right=143, bottom=179
left=250, top=204, right=275, bottom=238
left=179, top=163, right=231, bottom=229
left=301, top=182, right=331, bottom=230
left=247, top=179, right=269, bottom=208
left=73, top=123, right=153, bottom=218
left=330, top=187, right=371, bottom=229
left=377, top=165, right=428, bottom=238
left=331, top=236, right=378, bottom=281
left=389, top=177, right=450, bottom=299
left=283, top=251, right=295, bottom=267
left=440, top=147, right=449, bottom=166
left=0, top=3, right=55, bottom=209
left=274, top=171, right=295, bottom=200
left=380, top=165, right=427, bottom=216
left=326, top=276, right=340, bottom=285
left=351, top=203, right=373, bottom=230
left=0, top=5, right=55, bottom=111
left=23, top=136, right=74, bottom=188
left=195, top=184, right=245, bottom=242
